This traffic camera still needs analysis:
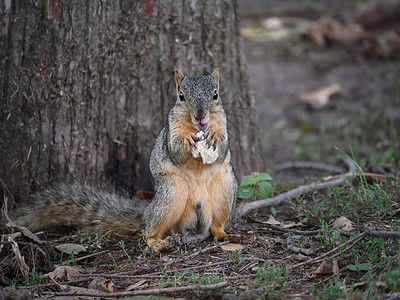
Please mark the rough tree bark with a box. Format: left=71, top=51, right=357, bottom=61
left=0, top=0, right=263, bottom=200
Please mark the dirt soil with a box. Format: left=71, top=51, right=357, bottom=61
left=1, top=1, right=400, bottom=299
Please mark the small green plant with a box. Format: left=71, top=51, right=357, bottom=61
left=176, top=269, right=195, bottom=285
left=27, top=268, right=45, bottom=286
left=160, top=265, right=172, bottom=282
left=238, top=172, right=274, bottom=213
left=310, top=276, right=351, bottom=299
left=392, top=220, right=400, bottom=231
left=237, top=172, right=273, bottom=200
left=160, top=265, right=196, bottom=287
left=384, top=261, right=400, bottom=292
left=198, top=274, right=223, bottom=285
left=196, top=274, right=225, bottom=294
left=232, top=249, right=243, bottom=266
left=137, top=229, right=147, bottom=252
left=108, top=253, right=120, bottom=269
left=68, top=251, right=77, bottom=265
left=119, top=240, right=134, bottom=266
left=254, top=261, right=289, bottom=298
left=316, top=218, right=343, bottom=248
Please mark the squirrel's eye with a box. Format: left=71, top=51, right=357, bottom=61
left=213, top=90, right=218, bottom=100
left=179, top=91, right=185, bottom=101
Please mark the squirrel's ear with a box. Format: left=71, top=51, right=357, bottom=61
left=174, top=69, right=184, bottom=93
left=212, top=68, right=219, bottom=90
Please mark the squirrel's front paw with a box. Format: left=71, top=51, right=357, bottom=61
left=185, top=132, right=199, bottom=152
left=204, top=129, right=217, bottom=150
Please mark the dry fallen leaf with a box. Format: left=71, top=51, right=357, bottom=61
left=220, top=243, right=244, bottom=251
left=45, top=266, right=82, bottom=282
left=100, top=279, right=115, bottom=293
left=126, top=280, right=147, bottom=291
left=299, top=83, right=344, bottom=109
left=263, top=216, right=304, bottom=228
left=309, top=16, right=338, bottom=47
left=55, top=243, right=86, bottom=255
left=282, top=221, right=299, bottom=228
left=327, top=23, right=366, bottom=46
left=88, top=276, right=108, bottom=290
left=309, top=17, right=368, bottom=47
left=312, top=259, right=332, bottom=278
left=332, top=216, right=355, bottom=233
left=264, top=215, right=281, bottom=225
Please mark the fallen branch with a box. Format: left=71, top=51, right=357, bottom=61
left=363, top=229, right=400, bottom=239
left=291, top=231, right=367, bottom=270
left=233, top=158, right=356, bottom=221
left=265, top=224, right=320, bottom=236
left=49, top=281, right=228, bottom=298
left=264, top=223, right=353, bottom=238
left=59, top=250, right=109, bottom=266
left=85, top=257, right=265, bottom=280
left=274, top=161, right=345, bottom=174
left=234, top=177, right=345, bottom=221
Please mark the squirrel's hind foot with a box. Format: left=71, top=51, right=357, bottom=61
left=146, top=233, right=209, bottom=252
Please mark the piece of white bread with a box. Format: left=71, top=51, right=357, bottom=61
left=190, top=131, right=218, bottom=164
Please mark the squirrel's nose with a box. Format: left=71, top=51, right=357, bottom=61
left=194, top=109, right=205, bottom=121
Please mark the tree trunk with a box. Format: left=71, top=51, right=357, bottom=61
left=0, top=0, right=262, bottom=200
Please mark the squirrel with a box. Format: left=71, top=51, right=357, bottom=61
left=15, top=68, right=238, bottom=250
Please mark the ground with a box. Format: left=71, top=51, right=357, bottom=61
left=1, top=1, right=400, bottom=299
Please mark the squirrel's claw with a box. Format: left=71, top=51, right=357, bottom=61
left=185, top=132, right=199, bottom=152
left=204, top=129, right=217, bottom=150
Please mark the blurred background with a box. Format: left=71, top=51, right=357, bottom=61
left=239, top=0, right=400, bottom=181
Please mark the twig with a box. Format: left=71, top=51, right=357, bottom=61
left=291, top=231, right=367, bottom=270
left=48, top=281, right=228, bottom=297
left=8, top=236, right=30, bottom=281
left=233, top=158, right=356, bottom=221
left=274, top=161, right=345, bottom=174
left=159, top=240, right=230, bottom=268
left=264, top=224, right=353, bottom=237
left=225, top=274, right=256, bottom=280
left=58, top=250, right=109, bottom=266
left=287, top=244, right=321, bottom=256
left=286, top=235, right=323, bottom=256
left=84, top=257, right=265, bottom=279
left=1, top=182, right=44, bottom=245
left=265, top=224, right=320, bottom=236
left=238, top=261, right=260, bottom=273
left=363, top=229, right=400, bottom=239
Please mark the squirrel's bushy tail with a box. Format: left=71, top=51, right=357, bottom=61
left=15, top=183, right=146, bottom=235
